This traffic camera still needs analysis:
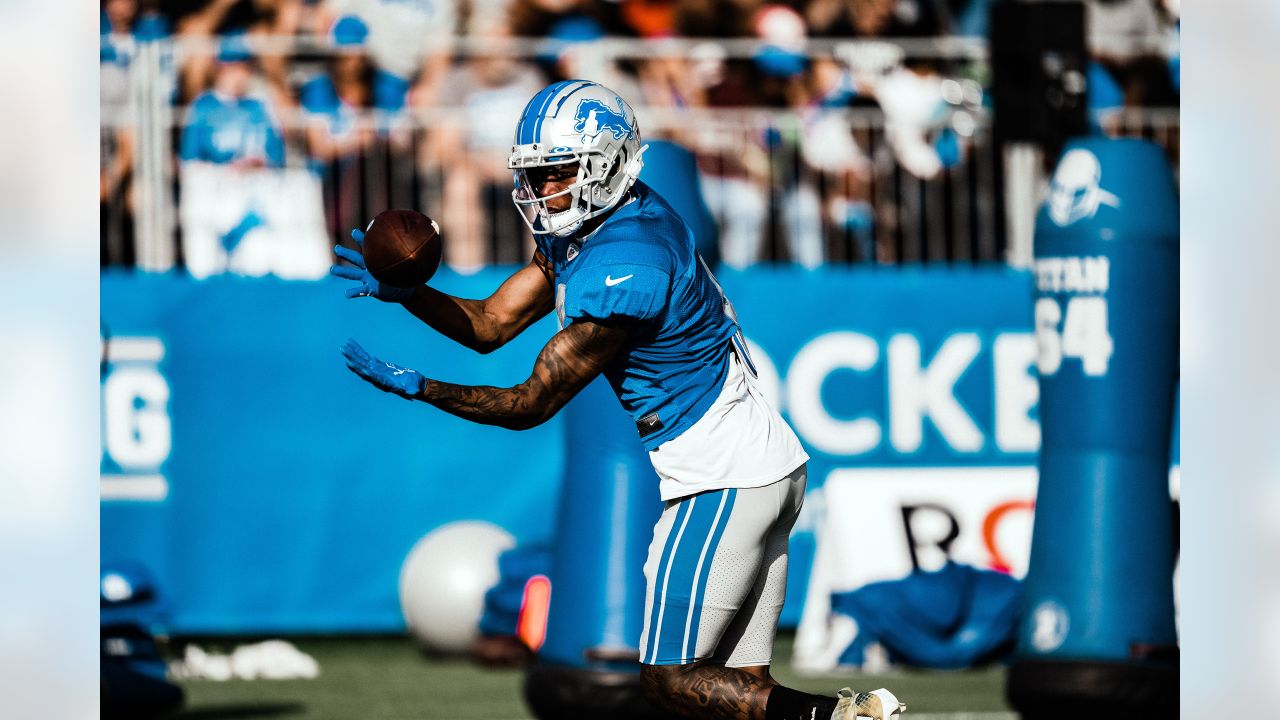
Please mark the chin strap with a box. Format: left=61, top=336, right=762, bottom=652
left=623, top=143, right=650, bottom=184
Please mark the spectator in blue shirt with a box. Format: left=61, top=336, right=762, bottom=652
left=313, top=0, right=457, bottom=112
left=180, top=33, right=285, bottom=169
left=101, top=0, right=170, bottom=63
left=300, top=15, right=375, bottom=161
left=300, top=14, right=378, bottom=239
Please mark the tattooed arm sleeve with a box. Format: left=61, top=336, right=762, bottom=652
left=416, top=319, right=630, bottom=430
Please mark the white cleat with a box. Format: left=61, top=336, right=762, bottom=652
left=832, top=687, right=906, bottom=720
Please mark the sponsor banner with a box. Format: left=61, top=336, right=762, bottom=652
left=719, top=266, right=1040, bottom=467
left=102, top=266, right=1042, bottom=634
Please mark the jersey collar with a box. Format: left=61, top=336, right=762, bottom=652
left=573, top=188, right=641, bottom=244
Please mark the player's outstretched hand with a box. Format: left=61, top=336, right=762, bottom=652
left=341, top=338, right=426, bottom=400
left=330, top=229, right=415, bottom=303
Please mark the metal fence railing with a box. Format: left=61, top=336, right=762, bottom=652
left=100, top=35, right=1178, bottom=274
left=1105, top=107, right=1180, bottom=175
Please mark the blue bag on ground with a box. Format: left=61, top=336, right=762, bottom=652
left=832, top=562, right=1020, bottom=669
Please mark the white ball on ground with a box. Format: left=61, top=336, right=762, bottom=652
left=398, top=520, right=516, bottom=653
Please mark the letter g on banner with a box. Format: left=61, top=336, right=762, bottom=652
left=103, top=338, right=171, bottom=470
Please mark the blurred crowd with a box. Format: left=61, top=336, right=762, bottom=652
left=101, top=0, right=1181, bottom=274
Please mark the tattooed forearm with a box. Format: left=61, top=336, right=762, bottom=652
left=641, top=663, right=774, bottom=720
left=417, top=319, right=630, bottom=429
left=418, top=380, right=548, bottom=430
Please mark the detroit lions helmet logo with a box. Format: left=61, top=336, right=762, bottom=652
left=1046, top=149, right=1121, bottom=227
left=573, top=97, right=632, bottom=144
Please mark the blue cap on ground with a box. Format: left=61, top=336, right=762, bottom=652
left=332, top=14, right=369, bottom=48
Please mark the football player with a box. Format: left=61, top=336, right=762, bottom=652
left=331, top=80, right=905, bottom=720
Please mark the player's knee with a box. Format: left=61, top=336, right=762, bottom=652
left=639, top=663, right=685, bottom=708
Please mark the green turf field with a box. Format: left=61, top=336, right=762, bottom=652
left=174, top=634, right=1012, bottom=719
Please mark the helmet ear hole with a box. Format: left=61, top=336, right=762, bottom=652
left=604, top=149, right=626, bottom=184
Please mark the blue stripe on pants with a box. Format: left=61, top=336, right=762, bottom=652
left=649, top=490, right=734, bottom=664
left=683, top=488, right=736, bottom=661
left=644, top=499, right=692, bottom=663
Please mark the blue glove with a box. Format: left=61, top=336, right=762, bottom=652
left=341, top=338, right=426, bottom=399
left=329, top=228, right=416, bottom=302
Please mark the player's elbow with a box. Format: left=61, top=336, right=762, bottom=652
left=471, top=321, right=513, bottom=354
left=501, top=415, right=542, bottom=431
left=503, top=405, right=555, bottom=431
left=472, top=305, right=517, bottom=355
left=475, top=322, right=530, bottom=354
left=472, top=338, right=504, bottom=355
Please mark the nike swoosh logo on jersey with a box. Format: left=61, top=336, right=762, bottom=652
left=605, top=274, right=634, bottom=286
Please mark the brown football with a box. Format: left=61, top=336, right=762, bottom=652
left=362, top=209, right=443, bottom=288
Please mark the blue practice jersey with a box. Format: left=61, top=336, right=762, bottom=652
left=536, top=181, right=746, bottom=451
left=180, top=91, right=285, bottom=167
left=300, top=76, right=358, bottom=134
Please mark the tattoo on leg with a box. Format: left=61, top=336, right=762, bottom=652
left=641, top=663, right=773, bottom=720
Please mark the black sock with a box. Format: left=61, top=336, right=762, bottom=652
left=765, top=685, right=838, bottom=720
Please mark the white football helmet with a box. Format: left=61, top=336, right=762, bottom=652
left=509, top=80, right=648, bottom=237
